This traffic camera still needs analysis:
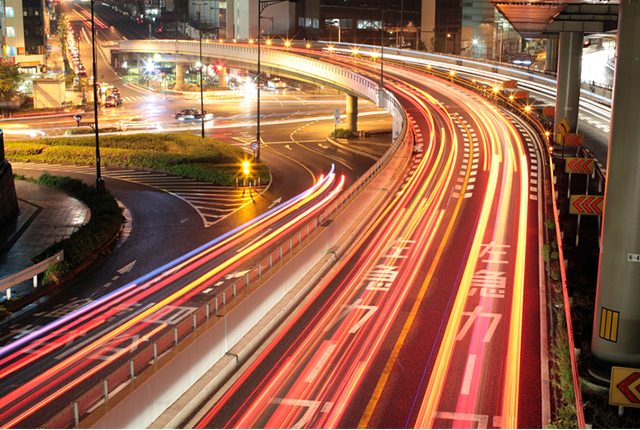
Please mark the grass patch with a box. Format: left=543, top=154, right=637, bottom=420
left=330, top=128, right=354, bottom=138
left=5, top=133, right=267, bottom=186
left=24, top=173, right=123, bottom=285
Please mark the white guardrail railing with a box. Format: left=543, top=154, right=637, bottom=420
left=43, top=45, right=410, bottom=429
left=0, top=251, right=64, bottom=301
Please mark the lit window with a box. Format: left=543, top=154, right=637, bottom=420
left=7, top=46, right=17, bottom=56
left=5, top=7, right=13, bottom=17
left=6, top=27, right=14, bottom=37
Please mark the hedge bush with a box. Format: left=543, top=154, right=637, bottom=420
left=5, top=133, right=266, bottom=186
left=28, top=173, right=123, bottom=285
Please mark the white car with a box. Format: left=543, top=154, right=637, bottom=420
left=118, top=117, right=161, bottom=131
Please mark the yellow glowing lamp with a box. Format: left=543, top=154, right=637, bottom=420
left=306, top=43, right=311, bottom=48
left=285, top=40, right=291, bottom=48
left=249, top=39, right=254, bottom=44
left=493, top=86, right=499, bottom=93
left=525, top=105, right=531, bottom=112
left=243, top=161, right=250, bottom=176
left=266, top=40, right=272, bottom=46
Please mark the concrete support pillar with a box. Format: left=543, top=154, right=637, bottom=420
left=346, top=95, right=357, bottom=133
left=545, top=38, right=558, bottom=73
left=175, top=63, right=185, bottom=89
left=218, top=67, right=227, bottom=88
left=590, top=0, right=640, bottom=383
left=554, top=31, right=583, bottom=139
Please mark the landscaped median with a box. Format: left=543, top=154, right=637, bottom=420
left=4, top=133, right=270, bottom=186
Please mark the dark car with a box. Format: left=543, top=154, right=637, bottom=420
left=104, top=95, right=123, bottom=107
left=174, top=109, right=214, bottom=121
left=174, top=108, right=199, bottom=120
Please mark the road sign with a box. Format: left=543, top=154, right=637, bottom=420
left=334, top=109, right=341, bottom=125
left=564, top=133, right=584, bottom=146
left=565, top=157, right=594, bottom=174
left=250, top=141, right=259, bottom=151
left=557, top=117, right=570, bottom=137
left=569, top=194, right=603, bottom=215
left=543, top=106, right=555, bottom=116
left=512, top=90, right=529, bottom=99
left=503, top=80, right=517, bottom=89
left=610, top=367, right=640, bottom=407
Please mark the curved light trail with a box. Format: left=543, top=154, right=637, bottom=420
left=192, top=51, right=543, bottom=430
left=0, top=167, right=344, bottom=428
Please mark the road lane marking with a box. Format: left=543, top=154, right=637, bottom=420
left=461, top=354, right=477, bottom=395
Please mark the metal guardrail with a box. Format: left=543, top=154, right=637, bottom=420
left=0, top=251, right=64, bottom=300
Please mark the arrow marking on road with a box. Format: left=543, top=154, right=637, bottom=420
left=117, top=260, right=136, bottom=274
left=269, top=197, right=282, bottom=209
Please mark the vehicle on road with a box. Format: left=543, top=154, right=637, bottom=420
left=104, top=94, right=123, bottom=107
left=174, top=108, right=214, bottom=121
left=267, top=77, right=286, bottom=90
left=118, top=116, right=161, bottom=131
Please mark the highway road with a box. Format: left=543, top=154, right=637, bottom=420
left=188, top=54, right=549, bottom=428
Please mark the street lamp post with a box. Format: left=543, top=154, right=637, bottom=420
left=379, top=7, right=384, bottom=88
left=90, top=0, right=104, bottom=194
left=199, top=27, right=205, bottom=138
left=256, top=0, right=298, bottom=163
left=193, top=2, right=206, bottom=138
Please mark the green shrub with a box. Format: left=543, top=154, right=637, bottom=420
left=330, top=128, right=354, bottom=138
left=5, top=133, right=267, bottom=186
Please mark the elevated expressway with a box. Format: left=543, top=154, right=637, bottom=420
left=0, top=42, right=553, bottom=428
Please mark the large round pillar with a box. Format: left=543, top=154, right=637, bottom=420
left=590, top=0, right=640, bottom=383
left=175, top=63, right=184, bottom=89
left=545, top=38, right=558, bottom=73
left=346, top=95, right=358, bottom=133
left=554, top=31, right=583, bottom=137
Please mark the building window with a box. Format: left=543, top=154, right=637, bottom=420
left=299, top=16, right=304, bottom=26
left=313, top=19, right=319, bottom=29
left=305, top=17, right=311, bottom=27
left=7, top=46, right=17, bottom=56
left=5, top=6, right=13, bottom=17
left=6, top=27, right=15, bottom=37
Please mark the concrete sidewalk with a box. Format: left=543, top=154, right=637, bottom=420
left=0, top=180, right=90, bottom=302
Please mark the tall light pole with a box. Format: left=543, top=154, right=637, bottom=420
left=193, top=2, right=206, bottom=138
left=380, top=7, right=384, bottom=88
left=256, top=0, right=298, bottom=163
left=90, top=0, right=104, bottom=193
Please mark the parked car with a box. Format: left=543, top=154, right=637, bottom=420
left=174, top=108, right=214, bottom=121
left=118, top=117, right=161, bottom=131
